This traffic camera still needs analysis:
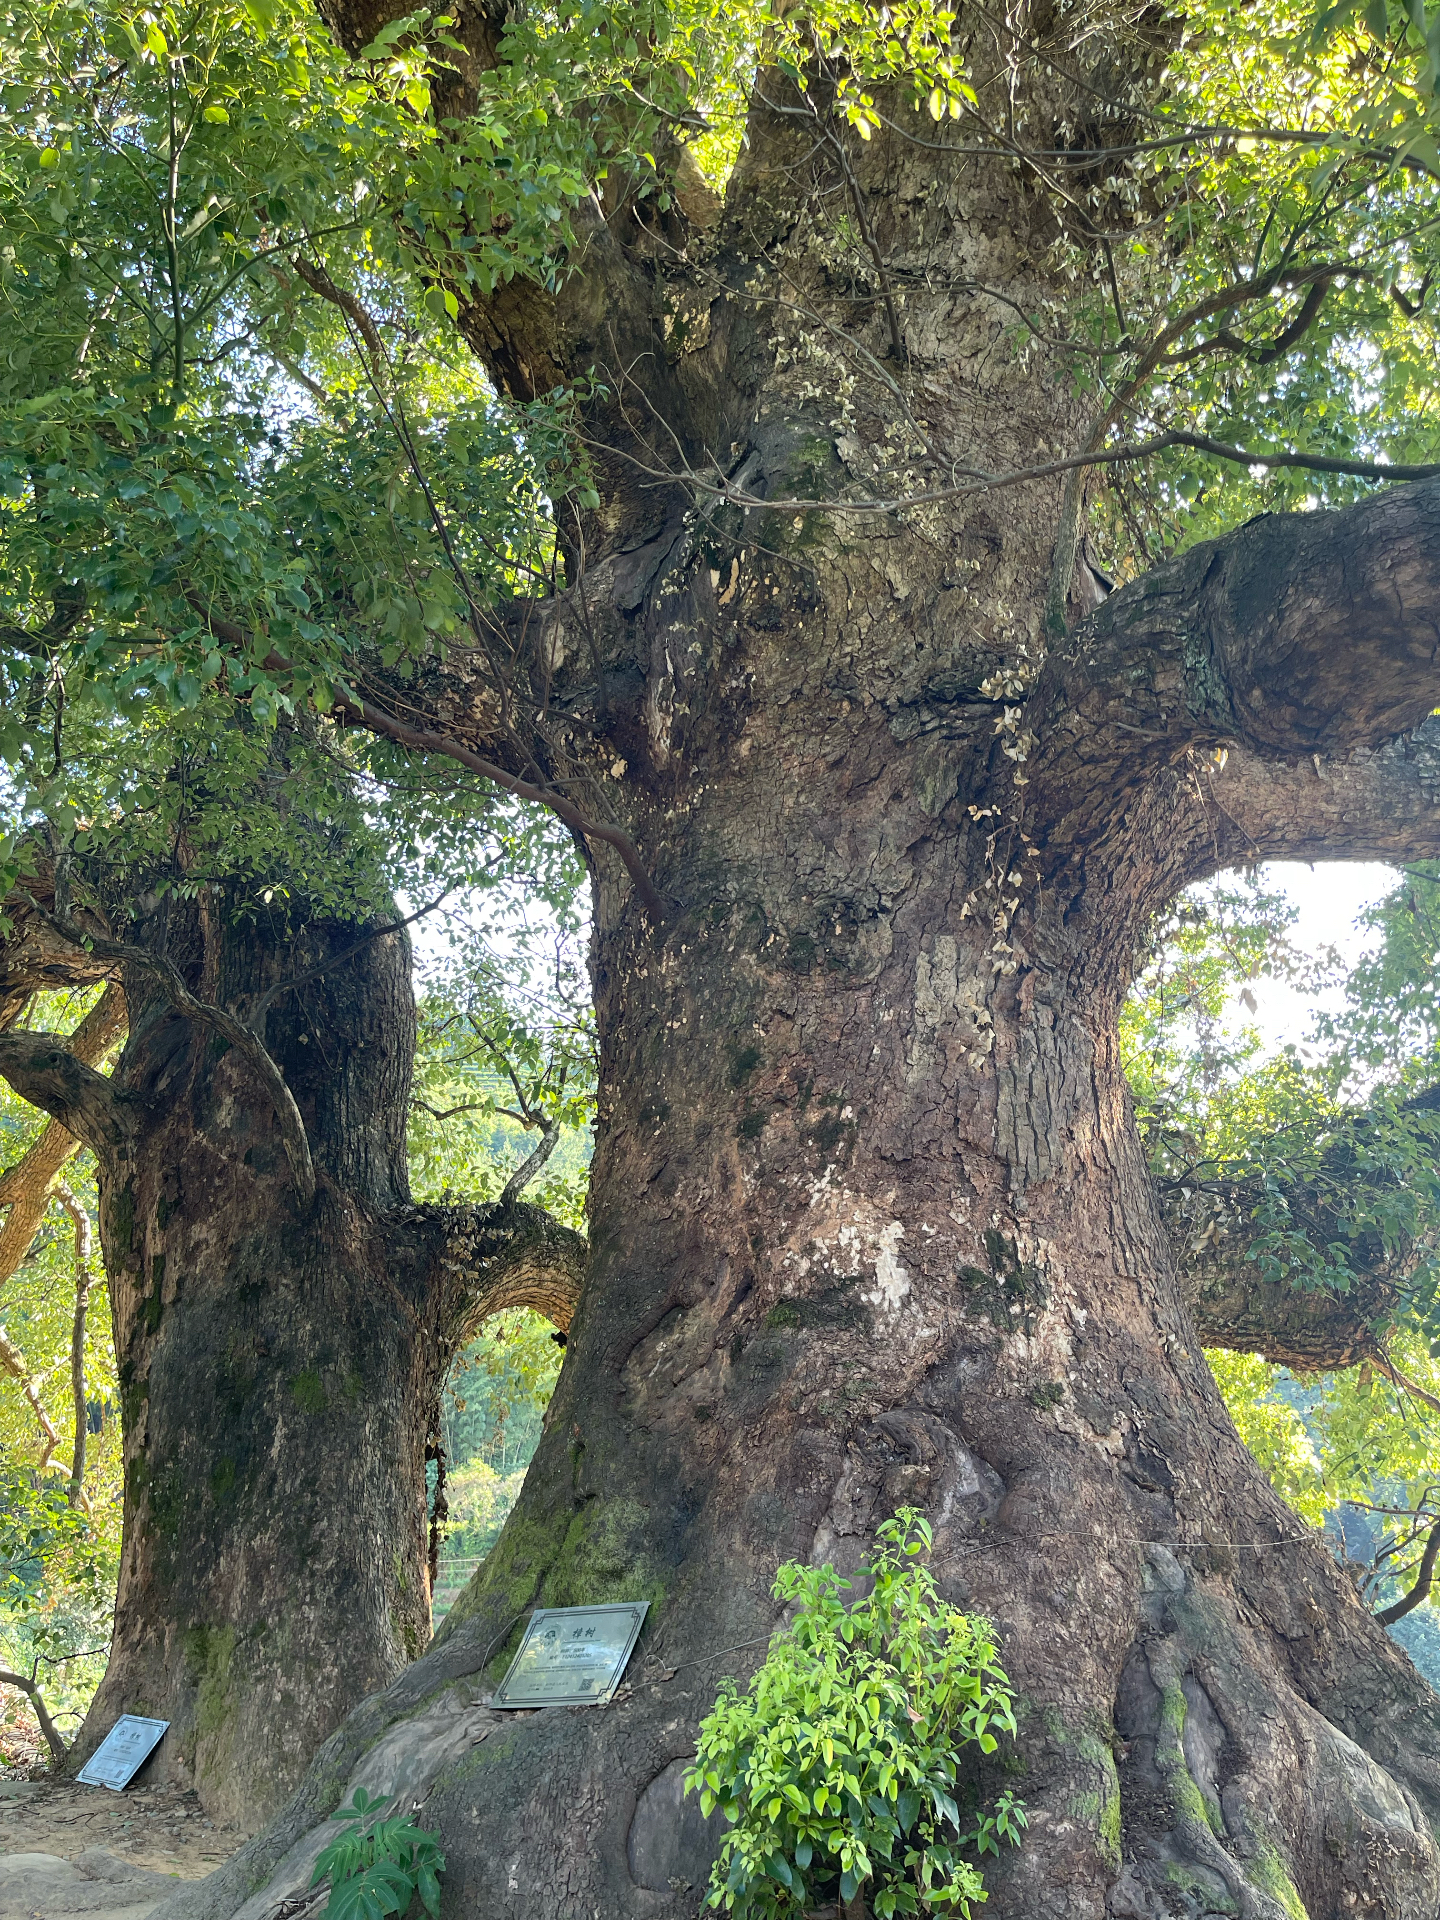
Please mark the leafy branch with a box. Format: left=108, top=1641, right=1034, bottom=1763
left=309, top=1788, right=445, bottom=1920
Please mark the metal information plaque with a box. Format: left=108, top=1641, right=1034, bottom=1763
left=493, top=1602, right=649, bottom=1709
left=76, top=1715, right=169, bottom=1791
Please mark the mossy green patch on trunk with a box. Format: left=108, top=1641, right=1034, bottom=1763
left=436, top=1494, right=668, bottom=1677
left=184, top=1624, right=238, bottom=1740
left=1249, top=1839, right=1310, bottom=1920
left=291, top=1367, right=328, bottom=1413
left=1155, top=1678, right=1224, bottom=1838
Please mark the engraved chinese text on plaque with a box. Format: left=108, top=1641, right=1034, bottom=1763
left=492, top=1602, right=649, bottom=1709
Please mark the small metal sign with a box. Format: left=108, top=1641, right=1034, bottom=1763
left=493, top=1602, right=649, bottom=1709
left=76, top=1715, right=169, bottom=1791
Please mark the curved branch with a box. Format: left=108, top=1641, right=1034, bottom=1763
left=184, top=595, right=668, bottom=925
left=0, top=1668, right=67, bottom=1764
left=418, top=1197, right=586, bottom=1339
left=0, top=984, right=126, bottom=1284
left=341, top=694, right=667, bottom=924
left=1376, top=1519, right=1440, bottom=1625
left=0, top=880, right=115, bottom=1032
left=1029, top=478, right=1440, bottom=866
left=0, top=1324, right=62, bottom=1467
left=500, top=1119, right=562, bottom=1205
left=0, top=1034, right=129, bottom=1159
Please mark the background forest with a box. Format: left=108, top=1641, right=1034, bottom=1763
left=4, top=854, right=1440, bottom=1763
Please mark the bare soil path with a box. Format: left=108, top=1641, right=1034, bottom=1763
left=0, top=1775, right=242, bottom=1918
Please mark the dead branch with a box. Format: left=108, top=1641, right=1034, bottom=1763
left=0, top=1666, right=68, bottom=1764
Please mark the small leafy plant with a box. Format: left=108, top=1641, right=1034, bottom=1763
left=685, top=1510, right=1025, bottom=1918
left=310, top=1788, right=446, bottom=1920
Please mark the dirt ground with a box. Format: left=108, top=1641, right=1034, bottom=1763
left=0, top=1772, right=243, bottom=1880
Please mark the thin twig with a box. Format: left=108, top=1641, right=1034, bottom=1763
left=1374, top=1351, right=1440, bottom=1418
left=341, top=695, right=667, bottom=923
left=0, top=1326, right=61, bottom=1466
left=612, top=425, right=1440, bottom=523
left=251, top=889, right=455, bottom=1022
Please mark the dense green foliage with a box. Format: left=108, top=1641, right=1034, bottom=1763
left=408, top=906, right=595, bottom=1227
left=0, top=985, right=119, bottom=1763
left=687, top=1512, right=1024, bottom=1918
left=2, top=0, right=1440, bottom=836
left=432, top=1309, right=563, bottom=1591
left=440, top=1310, right=562, bottom=1478
left=1124, top=876, right=1440, bottom=1325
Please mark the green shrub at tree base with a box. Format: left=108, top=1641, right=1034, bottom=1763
left=686, top=1510, right=1025, bottom=1918
left=311, top=1787, right=445, bottom=1920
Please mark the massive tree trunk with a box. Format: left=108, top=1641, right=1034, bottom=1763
left=180, top=511, right=1440, bottom=1920
left=0, top=882, right=583, bottom=1829
left=124, top=3, right=1440, bottom=1910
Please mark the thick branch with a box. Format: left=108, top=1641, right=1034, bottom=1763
left=1164, top=1174, right=1397, bottom=1370
left=421, top=1197, right=586, bottom=1339
left=0, top=984, right=125, bottom=1286
left=1030, top=477, right=1440, bottom=866
left=1190, top=717, right=1440, bottom=878
left=0, top=879, right=115, bottom=1032
left=500, top=1119, right=562, bottom=1205
left=0, top=1668, right=67, bottom=1764
left=0, top=1033, right=129, bottom=1160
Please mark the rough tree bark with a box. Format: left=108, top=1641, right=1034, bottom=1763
left=126, top=4, right=1440, bottom=1912
left=0, top=880, right=584, bottom=1829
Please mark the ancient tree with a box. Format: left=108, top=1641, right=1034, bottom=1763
left=119, top=0, right=1440, bottom=1909
left=0, top=864, right=584, bottom=1826
left=6, top=0, right=1440, bottom=1907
